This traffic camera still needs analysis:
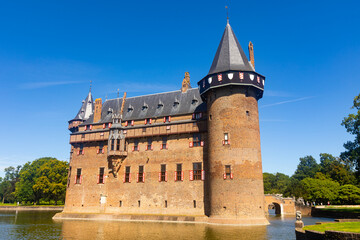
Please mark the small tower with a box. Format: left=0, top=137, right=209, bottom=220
left=68, top=90, right=94, bottom=132
left=198, top=21, right=268, bottom=225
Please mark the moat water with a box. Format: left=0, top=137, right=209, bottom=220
left=0, top=210, right=332, bottom=239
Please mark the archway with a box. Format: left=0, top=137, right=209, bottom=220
left=267, top=202, right=281, bottom=215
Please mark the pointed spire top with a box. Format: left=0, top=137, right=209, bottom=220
left=89, top=80, right=92, bottom=92
left=208, top=22, right=253, bottom=75
left=117, top=89, right=120, bottom=98
left=225, top=6, right=229, bottom=24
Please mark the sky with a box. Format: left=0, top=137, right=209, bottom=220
left=0, top=0, right=359, bottom=177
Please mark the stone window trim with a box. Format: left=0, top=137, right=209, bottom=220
left=223, top=165, right=234, bottom=180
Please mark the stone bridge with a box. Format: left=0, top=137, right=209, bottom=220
left=264, top=194, right=296, bottom=215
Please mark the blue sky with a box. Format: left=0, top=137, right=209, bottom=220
left=0, top=0, right=359, bottom=177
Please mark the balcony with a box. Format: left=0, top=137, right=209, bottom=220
left=108, top=150, right=128, bottom=157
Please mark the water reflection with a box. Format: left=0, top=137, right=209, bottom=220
left=0, top=210, right=333, bottom=240
left=61, top=220, right=268, bottom=240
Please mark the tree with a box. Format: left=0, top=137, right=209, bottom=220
left=319, top=153, right=356, bottom=185
left=337, top=184, right=360, bottom=204
left=341, top=93, right=360, bottom=180
left=299, top=176, right=340, bottom=203
left=0, top=166, right=21, bottom=203
left=263, top=172, right=291, bottom=195
left=293, top=156, right=320, bottom=181
left=15, top=157, right=68, bottom=204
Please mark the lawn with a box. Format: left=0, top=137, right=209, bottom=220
left=317, top=206, right=360, bottom=214
left=303, top=222, right=360, bottom=233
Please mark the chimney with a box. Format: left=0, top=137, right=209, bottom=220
left=94, top=98, right=102, bottom=123
left=181, top=72, right=191, bottom=93
left=248, top=41, right=255, bottom=70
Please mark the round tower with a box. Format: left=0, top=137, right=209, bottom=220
left=198, top=21, right=268, bottom=225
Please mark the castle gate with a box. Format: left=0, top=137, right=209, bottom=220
left=264, top=194, right=296, bottom=215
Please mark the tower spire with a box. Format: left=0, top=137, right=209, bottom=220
left=89, top=80, right=92, bottom=92
left=225, top=6, right=229, bottom=24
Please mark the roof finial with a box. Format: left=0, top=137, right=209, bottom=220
left=105, top=94, right=108, bottom=101
left=117, top=89, right=120, bottom=98
left=225, top=6, right=229, bottom=24
left=89, top=80, right=92, bottom=92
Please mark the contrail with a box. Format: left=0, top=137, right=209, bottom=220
left=260, top=96, right=314, bottom=108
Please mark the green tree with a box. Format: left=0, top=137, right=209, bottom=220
left=0, top=166, right=21, bottom=203
left=319, top=153, right=356, bottom=185
left=293, top=156, right=320, bottom=181
left=15, top=157, right=68, bottom=204
left=337, top=184, right=360, bottom=204
left=299, top=176, right=340, bottom=203
left=341, top=93, right=360, bottom=179
left=263, top=172, right=291, bottom=195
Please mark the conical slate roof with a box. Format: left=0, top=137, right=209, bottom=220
left=72, top=90, right=94, bottom=121
left=208, top=21, right=253, bottom=75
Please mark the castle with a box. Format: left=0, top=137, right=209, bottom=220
left=54, top=20, right=268, bottom=225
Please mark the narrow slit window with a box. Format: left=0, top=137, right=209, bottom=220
left=98, top=167, right=105, bottom=184
left=125, top=166, right=130, bottom=183
left=116, top=139, right=120, bottom=151
left=111, top=139, right=115, bottom=151
left=176, top=164, right=182, bottom=181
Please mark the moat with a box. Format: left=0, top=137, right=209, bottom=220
left=0, top=210, right=332, bottom=239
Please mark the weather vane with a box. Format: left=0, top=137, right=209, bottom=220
left=89, top=80, right=92, bottom=91
left=117, top=89, right=120, bottom=98
left=225, top=6, right=229, bottom=23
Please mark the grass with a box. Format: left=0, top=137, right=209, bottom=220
left=0, top=203, right=17, bottom=206
left=317, top=206, right=360, bottom=214
left=304, top=222, right=360, bottom=233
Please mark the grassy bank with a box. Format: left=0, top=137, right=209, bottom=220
left=304, top=222, right=360, bottom=233
left=316, top=206, right=360, bottom=214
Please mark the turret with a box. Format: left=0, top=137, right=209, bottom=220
left=68, top=90, right=94, bottom=133
left=198, top=21, right=268, bottom=225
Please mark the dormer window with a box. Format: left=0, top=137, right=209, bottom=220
left=127, top=106, right=134, bottom=112
left=173, top=101, right=179, bottom=107
left=142, top=105, right=148, bottom=111
left=108, top=108, right=113, bottom=114
left=157, top=103, right=164, bottom=109
left=192, top=99, right=198, bottom=105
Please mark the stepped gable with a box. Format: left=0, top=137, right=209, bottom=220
left=95, top=88, right=205, bottom=123
left=208, top=21, right=253, bottom=75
